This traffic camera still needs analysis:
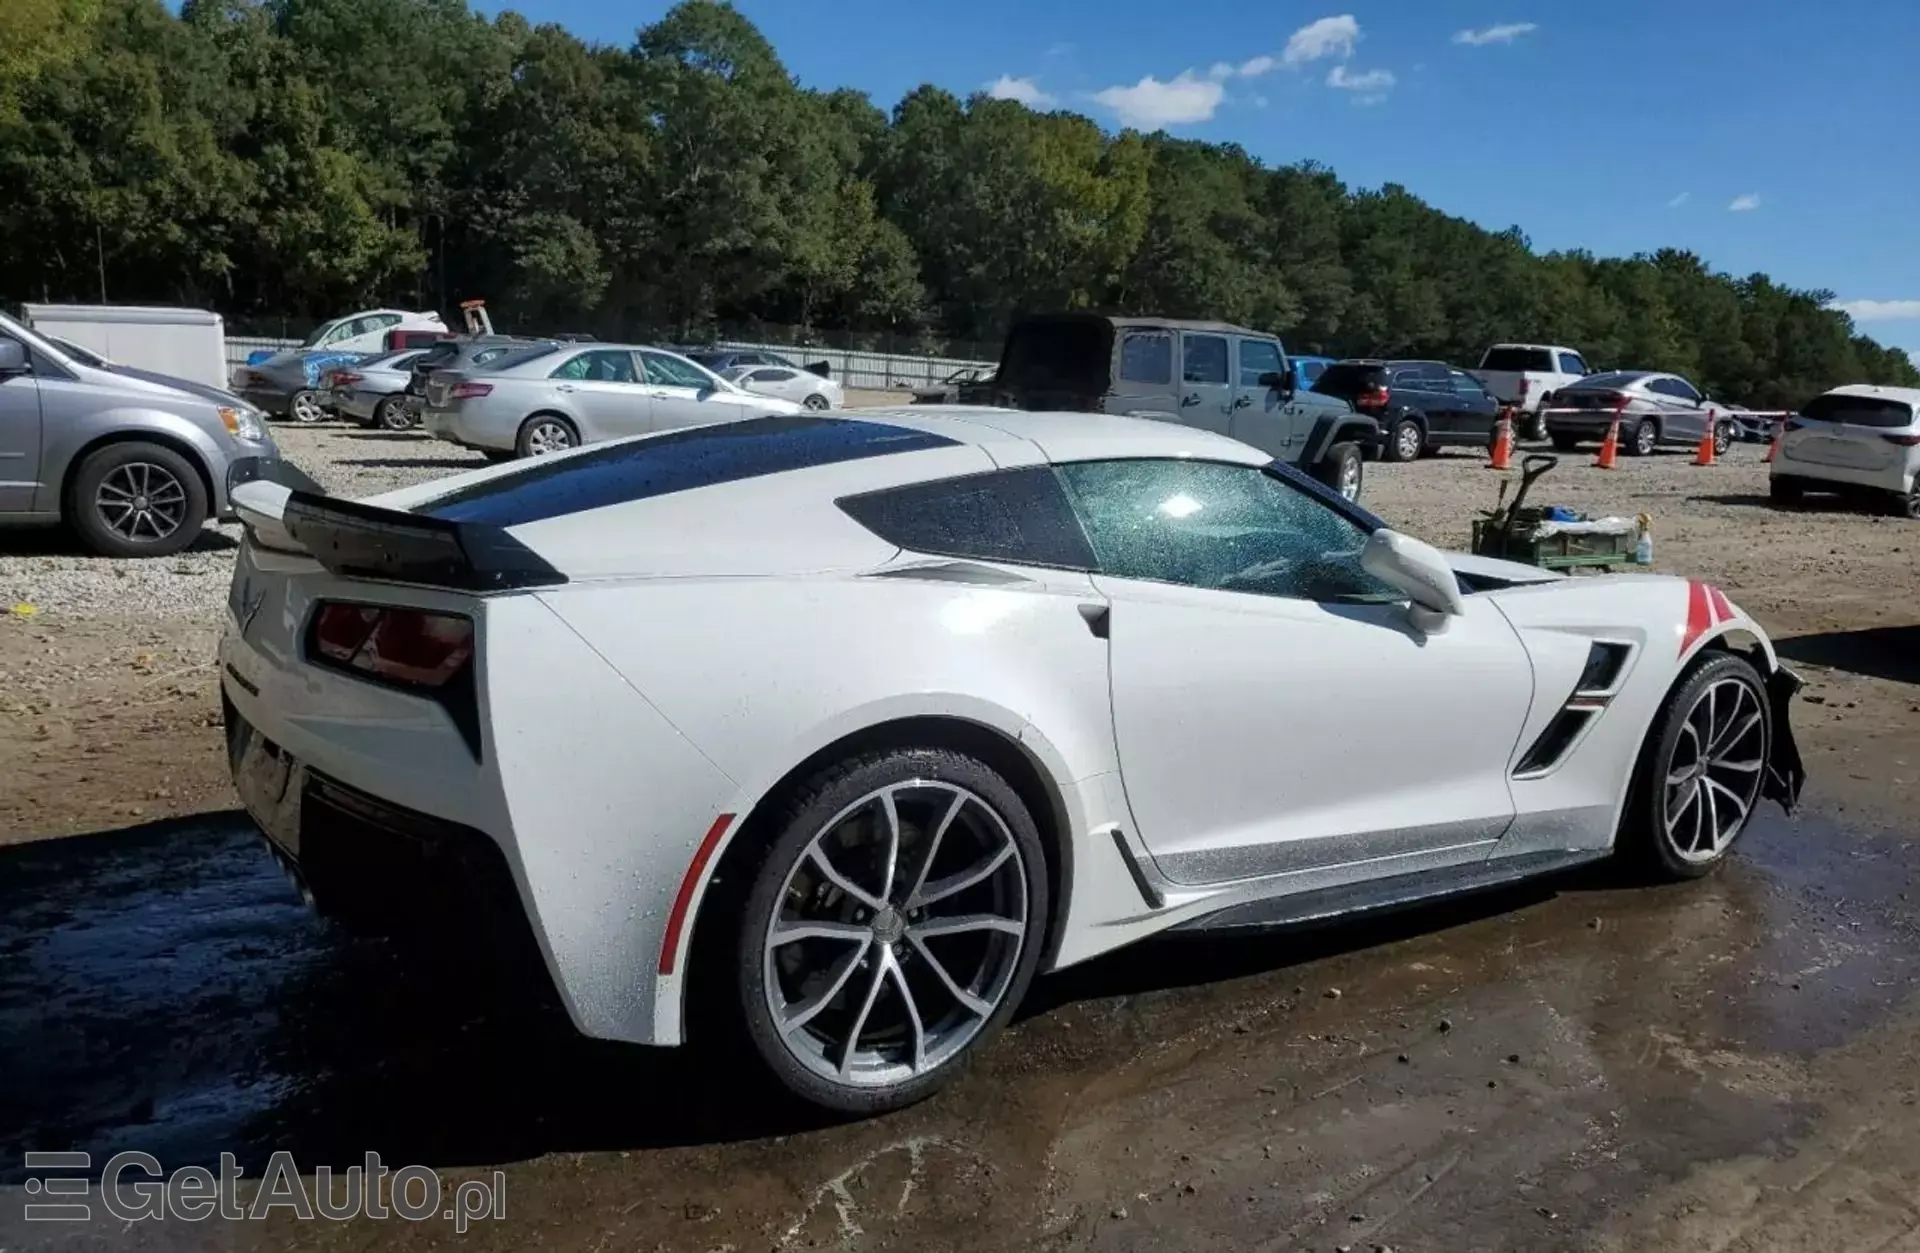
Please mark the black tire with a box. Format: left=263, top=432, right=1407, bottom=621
left=1313, top=441, right=1365, bottom=501
left=1768, top=476, right=1803, bottom=507
left=1383, top=417, right=1423, bottom=463
left=67, top=441, right=210, bottom=558
left=1524, top=412, right=1549, bottom=441
left=1550, top=432, right=1583, bottom=452
left=1712, top=420, right=1733, bottom=458
left=1619, top=651, right=1771, bottom=881
left=1888, top=477, right=1920, bottom=520
left=289, top=389, right=327, bottom=424
left=802, top=393, right=832, bottom=411
left=375, top=394, right=412, bottom=431
left=730, top=746, right=1050, bottom=1114
left=515, top=413, right=578, bottom=458
left=1628, top=417, right=1658, bottom=456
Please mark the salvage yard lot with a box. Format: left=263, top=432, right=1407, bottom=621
left=2, top=420, right=1916, bottom=841
left=3, top=416, right=1920, bottom=1253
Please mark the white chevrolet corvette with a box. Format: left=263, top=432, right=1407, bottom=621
left=220, top=408, right=1804, bottom=1113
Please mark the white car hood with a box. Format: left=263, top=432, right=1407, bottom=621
left=1445, top=550, right=1565, bottom=586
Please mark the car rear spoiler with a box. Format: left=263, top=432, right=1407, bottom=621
left=226, top=457, right=566, bottom=591
left=805, top=359, right=832, bottom=380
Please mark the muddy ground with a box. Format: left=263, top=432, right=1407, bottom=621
left=1, top=424, right=1917, bottom=1251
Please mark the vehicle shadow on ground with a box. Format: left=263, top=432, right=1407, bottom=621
left=0, top=525, right=239, bottom=558
left=1776, top=625, right=1920, bottom=686
left=0, top=814, right=1641, bottom=1177
left=336, top=457, right=484, bottom=469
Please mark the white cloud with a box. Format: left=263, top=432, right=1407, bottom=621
left=1238, top=54, right=1277, bottom=77
left=1668, top=191, right=1690, bottom=208
left=1208, top=61, right=1236, bottom=80
left=1093, top=71, right=1226, bottom=128
left=1453, top=22, right=1538, bottom=46
left=1831, top=299, right=1920, bottom=322
left=1284, top=15, right=1360, bottom=65
left=1327, top=64, right=1395, bottom=92
left=1728, top=193, right=1761, bottom=211
left=986, top=75, right=1055, bottom=108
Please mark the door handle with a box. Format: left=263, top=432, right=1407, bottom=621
left=1181, top=393, right=1201, bottom=407
left=1233, top=395, right=1252, bottom=408
left=1078, top=604, right=1111, bottom=639
left=555, top=384, right=575, bottom=393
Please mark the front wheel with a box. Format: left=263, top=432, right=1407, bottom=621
left=1628, top=418, right=1659, bottom=456
left=1314, top=442, right=1365, bottom=501
left=68, top=441, right=210, bottom=558
left=375, top=395, right=412, bottom=431
left=1712, top=420, right=1734, bottom=457
left=732, top=747, right=1049, bottom=1113
left=1621, top=651, right=1770, bottom=880
left=515, top=413, right=578, bottom=457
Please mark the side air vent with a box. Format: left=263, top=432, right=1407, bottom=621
left=1514, top=707, right=1596, bottom=776
left=1576, top=641, right=1633, bottom=697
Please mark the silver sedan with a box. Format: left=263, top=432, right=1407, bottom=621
left=327, top=349, right=426, bottom=430
left=422, top=344, right=806, bottom=458
left=1544, top=370, right=1736, bottom=457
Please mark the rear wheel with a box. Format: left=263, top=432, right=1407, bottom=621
left=68, top=441, right=209, bottom=558
left=289, top=389, right=327, bottom=424
left=1620, top=651, right=1770, bottom=880
left=375, top=395, right=412, bottom=431
left=1384, top=418, right=1423, bottom=463
left=1889, top=476, right=1920, bottom=519
left=803, top=393, right=832, bottom=411
left=1628, top=418, right=1658, bottom=456
left=732, top=747, right=1049, bottom=1113
left=1314, top=442, right=1365, bottom=501
left=1712, top=420, right=1734, bottom=457
left=515, top=413, right=578, bottom=457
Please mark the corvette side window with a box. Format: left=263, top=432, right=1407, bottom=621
left=837, top=468, right=1096, bottom=570
left=1057, top=459, right=1398, bottom=603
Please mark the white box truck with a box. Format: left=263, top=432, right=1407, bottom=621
left=22, top=304, right=227, bottom=390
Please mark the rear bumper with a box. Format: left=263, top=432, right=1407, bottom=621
left=236, top=384, right=294, bottom=415
left=422, top=405, right=514, bottom=451
left=1773, top=445, right=1912, bottom=494
left=1544, top=412, right=1637, bottom=437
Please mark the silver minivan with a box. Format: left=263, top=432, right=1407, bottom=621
left=0, top=311, right=280, bottom=557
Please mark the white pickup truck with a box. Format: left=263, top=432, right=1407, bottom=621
left=1469, top=344, right=1593, bottom=438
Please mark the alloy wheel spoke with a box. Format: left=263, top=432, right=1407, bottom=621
left=1698, top=775, right=1720, bottom=850
left=886, top=952, right=928, bottom=1073
left=808, top=845, right=885, bottom=912
left=1666, top=779, right=1699, bottom=837
left=772, top=920, right=871, bottom=946
left=780, top=936, right=871, bottom=1034
left=903, top=791, right=966, bottom=909
left=1712, top=709, right=1762, bottom=757
left=907, top=933, right=993, bottom=1017
left=1713, top=756, right=1764, bottom=774
left=1703, top=777, right=1748, bottom=847
left=98, top=481, right=134, bottom=500
left=910, top=841, right=1013, bottom=910
left=911, top=912, right=1021, bottom=940
left=877, top=789, right=904, bottom=903
left=838, top=952, right=890, bottom=1076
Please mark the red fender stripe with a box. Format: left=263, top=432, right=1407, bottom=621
left=658, top=813, right=735, bottom=975
left=1680, top=579, right=1713, bottom=657
left=1707, top=585, right=1735, bottom=626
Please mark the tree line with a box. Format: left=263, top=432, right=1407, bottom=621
left=1, top=0, right=1912, bottom=407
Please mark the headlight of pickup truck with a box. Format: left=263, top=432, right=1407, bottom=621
left=219, top=406, right=267, bottom=442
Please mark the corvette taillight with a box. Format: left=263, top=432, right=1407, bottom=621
left=311, top=603, right=474, bottom=689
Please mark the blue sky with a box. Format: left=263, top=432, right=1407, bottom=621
left=475, top=0, right=1920, bottom=365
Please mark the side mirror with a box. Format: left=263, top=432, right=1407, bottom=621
left=1360, top=529, right=1465, bottom=633
left=0, top=339, right=28, bottom=376
left=1259, top=369, right=1294, bottom=398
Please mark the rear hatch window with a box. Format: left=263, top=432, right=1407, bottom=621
left=1480, top=347, right=1554, bottom=372
left=1312, top=363, right=1388, bottom=398
left=1801, top=394, right=1915, bottom=428
left=999, top=319, right=1113, bottom=397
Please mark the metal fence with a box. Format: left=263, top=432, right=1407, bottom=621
left=222, top=334, right=994, bottom=392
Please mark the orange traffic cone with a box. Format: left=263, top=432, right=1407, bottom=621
left=1763, top=418, right=1784, bottom=464
left=1693, top=408, right=1717, bottom=466
left=1487, top=410, right=1514, bottom=470
left=1596, top=417, right=1620, bottom=469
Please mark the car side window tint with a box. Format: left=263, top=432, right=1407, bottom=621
left=754, top=368, right=795, bottom=382
left=642, top=352, right=714, bottom=389
left=1058, top=459, right=1398, bottom=603
left=837, top=467, right=1096, bottom=570
left=550, top=352, right=596, bottom=381
left=1558, top=353, right=1588, bottom=376
left=1449, top=369, right=1488, bottom=397
left=1182, top=334, right=1229, bottom=385
left=1238, top=338, right=1285, bottom=388
left=1119, top=331, right=1172, bottom=385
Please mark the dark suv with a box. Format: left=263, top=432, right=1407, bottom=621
left=1312, top=360, right=1502, bottom=462
left=993, top=314, right=1380, bottom=500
